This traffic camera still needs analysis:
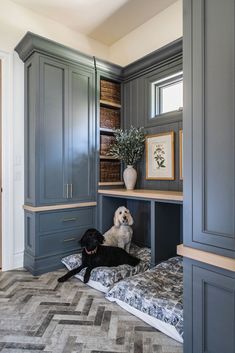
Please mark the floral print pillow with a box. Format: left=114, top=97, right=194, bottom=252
left=106, top=256, right=184, bottom=338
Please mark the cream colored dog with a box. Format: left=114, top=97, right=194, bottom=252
left=103, top=206, right=134, bottom=253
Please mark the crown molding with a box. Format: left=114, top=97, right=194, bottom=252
left=95, top=57, right=123, bottom=80
left=122, top=37, right=182, bottom=81
left=15, top=31, right=94, bottom=68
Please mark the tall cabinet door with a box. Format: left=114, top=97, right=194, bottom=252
left=69, top=66, right=96, bottom=202
left=39, top=56, right=70, bottom=205
left=184, top=0, right=235, bottom=258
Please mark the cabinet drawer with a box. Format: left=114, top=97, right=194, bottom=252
left=38, top=207, right=94, bottom=233
left=39, top=228, right=85, bottom=256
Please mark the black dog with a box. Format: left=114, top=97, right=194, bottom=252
left=58, top=228, right=140, bottom=283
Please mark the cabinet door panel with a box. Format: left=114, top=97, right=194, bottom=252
left=69, top=67, right=96, bottom=201
left=184, top=259, right=235, bottom=353
left=184, top=0, right=235, bottom=256
left=39, top=57, right=69, bottom=205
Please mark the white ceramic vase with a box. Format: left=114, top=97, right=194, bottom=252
left=123, top=165, right=137, bottom=190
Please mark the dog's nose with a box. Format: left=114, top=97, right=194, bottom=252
left=123, top=216, right=127, bottom=220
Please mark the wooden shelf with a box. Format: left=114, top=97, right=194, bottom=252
left=100, top=79, right=122, bottom=187
left=100, top=99, right=121, bottom=109
left=99, top=155, right=120, bottom=160
left=98, top=188, right=183, bottom=202
left=98, top=181, right=124, bottom=186
left=177, top=244, right=235, bottom=272
left=100, top=127, right=115, bottom=134
left=23, top=201, right=97, bottom=212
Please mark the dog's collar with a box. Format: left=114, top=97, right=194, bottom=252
left=85, top=247, right=97, bottom=255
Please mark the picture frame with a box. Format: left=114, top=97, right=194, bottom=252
left=179, top=129, right=183, bottom=180
left=145, top=131, right=174, bottom=180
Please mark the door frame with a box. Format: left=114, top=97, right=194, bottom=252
left=0, top=50, right=14, bottom=271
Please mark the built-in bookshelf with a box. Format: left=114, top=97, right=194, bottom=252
left=99, top=78, right=123, bottom=186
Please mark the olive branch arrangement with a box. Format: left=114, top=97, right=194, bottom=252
left=108, top=126, right=145, bottom=165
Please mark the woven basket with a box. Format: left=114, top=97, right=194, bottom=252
left=100, top=80, right=121, bottom=104
left=100, top=107, right=120, bottom=130
left=100, top=135, right=115, bottom=155
left=100, top=160, right=121, bottom=182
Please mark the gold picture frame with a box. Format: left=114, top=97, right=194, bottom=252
left=179, top=129, right=183, bottom=180
left=145, top=131, right=175, bottom=180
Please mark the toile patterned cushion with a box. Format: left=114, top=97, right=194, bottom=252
left=105, top=256, right=183, bottom=340
left=61, top=243, right=151, bottom=293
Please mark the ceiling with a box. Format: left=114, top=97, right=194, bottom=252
left=11, top=0, right=178, bottom=45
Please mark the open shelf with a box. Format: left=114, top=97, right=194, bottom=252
left=99, top=78, right=122, bottom=185
left=100, top=127, right=115, bottom=134
left=98, top=181, right=124, bottom=186
left=100, top=99, right=121, bottom=109
left=100, top=155, right=119, bottom=160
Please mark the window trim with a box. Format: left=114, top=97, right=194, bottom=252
left=145, top=61, right=183, bottom=127
left=151, top=71, right=183, bottom=117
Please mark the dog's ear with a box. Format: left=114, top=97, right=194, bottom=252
left=80, top=228, right=97, bottom=246
left=95, top=230, right=104, bottom=244
left=80, top=229, right=90, bottom=246
left=128, top=213, right=134, bottom=226
left=114, top=209, right=120, bottom=227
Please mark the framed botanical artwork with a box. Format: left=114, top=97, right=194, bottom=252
left=179, top=129, right=183, bottom=180
left=145, top=131, right=174, bottom=180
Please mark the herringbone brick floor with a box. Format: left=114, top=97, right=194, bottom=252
left=0, top=268, right=183, bottom=353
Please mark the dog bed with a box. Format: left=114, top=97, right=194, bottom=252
left=105, top=256, right=183, bottom=343
left=61, top=243, right=151, bottom=293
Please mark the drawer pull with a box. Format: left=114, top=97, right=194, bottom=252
left=62, top=217, right=78, bottom=222
left=63, top=237, right=77, bottom=243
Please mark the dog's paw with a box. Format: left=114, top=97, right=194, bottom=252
left=58, top=276, right=66, bottom=283
left=83, top=275, right=90, bottom=284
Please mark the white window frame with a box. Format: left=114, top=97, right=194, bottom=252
left=151, top=71, right=183, bottom=117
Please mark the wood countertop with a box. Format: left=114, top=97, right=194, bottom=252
left=98, top=189, right=183, bottom=202
left=23, top=201, right=97, bottom=212
left=177, top=244, right=235, bottom=272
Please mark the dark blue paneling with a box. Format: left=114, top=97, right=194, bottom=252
left=123, top=50, right=183, bottom=192
left=24, top=207, right=95, bottom=274
left=39, top=56, right=69, bottom=205
left=38, top=208, right=94, bottom=234
left=69, top=66, right=96, bottom=202
left=25, top=59, right=36, bottom=205
left=184, top=258, right=235, bottom=353
left=184, top=0, right=235, bottom=257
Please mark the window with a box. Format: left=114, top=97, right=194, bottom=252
left=151, top=71, right=183, bottom=117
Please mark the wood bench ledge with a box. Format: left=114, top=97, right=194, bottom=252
left=177, top=244, right=235, bottom=272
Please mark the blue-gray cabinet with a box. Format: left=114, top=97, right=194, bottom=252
left=15, top=32, right=97, bottom=274
left=184, top=259, right=235, bottom=353
left=38, top=56, right=70, bottom=205
left=184, top=0, right=235, bottom=258
left=25, top=207, right=95, bottom=275
left=27, top=54, right=96, bottom=206
left=183, top=1, right=235, bottom=352
left=68, top=65, right=96, bottom=202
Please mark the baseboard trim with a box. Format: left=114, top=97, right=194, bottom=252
left=13, top=251, right=24, bottom=269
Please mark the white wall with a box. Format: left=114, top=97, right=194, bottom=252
left=109, top=0, right=182, bottom=66
left=12, top=53, right=24, bottom=268
left=0, top=0, right=109, bottom=57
